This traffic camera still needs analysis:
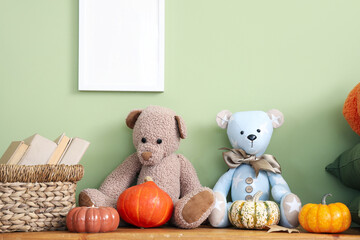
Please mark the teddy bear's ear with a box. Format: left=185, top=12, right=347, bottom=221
left=267, top=109, right=284, bottom=128
left=216, top=110, right=232, bottom=129
left=175, top=115, right=187, bottom=139
left=126, top=109, right=142, bottom=129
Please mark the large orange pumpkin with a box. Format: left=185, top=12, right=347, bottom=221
left=117, top=177, right=173, bottom=228
left=298, top=193, right=351, bottom=233
left=66, top=206, right=119, bottom=233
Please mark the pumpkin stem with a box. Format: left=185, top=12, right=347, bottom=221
left=144, top=176, right=153, bottom=183
left=321, top=193, right=332, bottom=205
left=252, top=191, right=263, bottom=202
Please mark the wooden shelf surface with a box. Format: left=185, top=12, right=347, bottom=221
left=1, top=226, right=360, bottom=240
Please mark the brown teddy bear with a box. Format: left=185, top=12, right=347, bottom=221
left=79, top=105, right=215, bottom=229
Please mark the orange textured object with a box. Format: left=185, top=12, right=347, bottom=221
left=117, top=177, right=174, bottom=228
left=66, top=206, right=119, bottom=233
left=298, top=194, right=351, bottom=233
left=343, top=82, right=360, bottom=136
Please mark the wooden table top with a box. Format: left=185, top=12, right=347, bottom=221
left=1, top=225, right=359, bottom=240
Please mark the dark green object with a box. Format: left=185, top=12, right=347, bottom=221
left=325, top=143, right=360, bottom=190
left=327, top=144, right=360, bottom=225
left=349, top=196, right=360, bottom=225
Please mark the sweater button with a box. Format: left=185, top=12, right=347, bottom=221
left=245, top=186, right=253, bottom=193
left=245, top=177, right=253, bottom=184
left=245, top=195, right=253, bottom=201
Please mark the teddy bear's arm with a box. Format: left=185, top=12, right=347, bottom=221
left=98, top=153, right=142, bottom=201
left=213, top=168, right=236, bottom=196
left=268, top=172, right=302, bottom=228
left=177, top=154, right=203, bottom=197
left=267, top=172, right=291, bottom=203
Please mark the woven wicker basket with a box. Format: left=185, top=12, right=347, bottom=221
left=0, top=164, right=84, bottom=232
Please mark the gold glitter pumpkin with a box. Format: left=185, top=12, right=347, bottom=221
left=228, top=191, right=280, bottom=229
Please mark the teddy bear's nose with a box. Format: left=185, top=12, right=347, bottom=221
left=141, top=152, right=152, bottom=161
left=247, top=134, right=257, bottom=141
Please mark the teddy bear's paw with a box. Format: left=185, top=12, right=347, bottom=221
left=182, top=189, right=214, bottom=224
left=279, top=193, right=301, bottom=228
left=208, top=192, right=229, bottom=227
left=174, top=188, right=215, bottom=228
left=79, top=188, right=116, bottom=208
left=79, top=191, right=95, bottom=207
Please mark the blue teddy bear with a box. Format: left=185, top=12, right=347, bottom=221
left=209, top=109, right=301, bottom=228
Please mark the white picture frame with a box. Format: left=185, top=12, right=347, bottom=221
left=78, top=0, right=164, bottom=92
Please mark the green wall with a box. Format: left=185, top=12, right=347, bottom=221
left=1, top=0, right=360, bottom=206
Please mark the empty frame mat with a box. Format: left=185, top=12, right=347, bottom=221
left=79, top=0, right=164, bottom=91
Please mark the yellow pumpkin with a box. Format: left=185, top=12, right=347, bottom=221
left=228, top=191, right=280, bottom=229
left=298, top=193, right=351, bottom=233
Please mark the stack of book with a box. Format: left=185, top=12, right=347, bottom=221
left=0, top=133, right=90, bottom=165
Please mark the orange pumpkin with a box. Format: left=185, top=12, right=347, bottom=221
left=117, top=176, right=173, bottom=228
left=66, top=206, right=120, bottom=233
left=298, top=193, right=351, bottom=233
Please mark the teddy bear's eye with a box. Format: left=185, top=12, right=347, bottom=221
left=141, top=138, right=147, bottom=143
left=240, top=131, right=244, bottom=135
left=157, top=139, right=162, bottom=144
left=257, top=129, right=261, bottom=133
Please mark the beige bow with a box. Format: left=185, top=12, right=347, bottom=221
left=220, top=148, right=281, bottom=177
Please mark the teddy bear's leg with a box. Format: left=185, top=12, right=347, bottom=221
left=79, top=188, right=117, bottom=208
left=209, top=168, right=236, bottom=227
left=79, top=153, right=141, bottom=208
left=172, top=187, right=215, bottom=229
left=279, top=193, right=301, bottom=228
left=208, top=192, right=232, bottom=227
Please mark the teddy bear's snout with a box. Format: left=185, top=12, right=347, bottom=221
left=141, top=152, right=152, bottom=161
left=247, top=134, right=257, bottom=141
